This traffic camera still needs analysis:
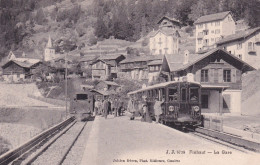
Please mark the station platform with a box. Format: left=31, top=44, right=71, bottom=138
left=80, top=115, right=258, bottom=165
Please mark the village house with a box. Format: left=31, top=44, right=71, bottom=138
left=119, top=55, right=163, bottom=81
left=91, top=54, right=125, bottom=80
left=194, top=11, right=236, bottom=53
left=161, top=48, right=255, bottom=114
left=216, top=27, right=260, bottom=69
left=148, top=16, right=181, bottom=56
left=95, top=80, right=121, bottom=92
left=2, top=59, right=41, bottom=82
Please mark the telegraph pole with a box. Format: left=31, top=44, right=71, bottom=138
left=65, top=52, right=68, bottom=119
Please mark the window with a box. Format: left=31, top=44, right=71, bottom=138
left=215, top=21, right=220, bottom=26
left=198, top=24, right=203, bottom=29
left=198, top=39, right=202, bottom=44
left=204, top=31, right=208, bottom=35
left=190, top=88, right=199, bottom=102
left=215, top=29, right=220, bottom=34
left=181, top=88, right=187, bottom=101
left=150, top=66, right=154, bottom=71
left=201, top=95, right=209, bottom=108
left=223, top=70, right=231, bottom=82
left=237, top=43, right=242, bottom=49
left=76, top=94, right=88, bottom=100
left=215, top=37, right=221, bottom=42
left=211, top=38, right=214, bottom=42
left=169, top=88, right=178, bottom=101
left=201, top=69, right=208, bottom=82
left=159, top=49, right=162, bottom=55
left=248, top=42, right=255, bottom=51
left=211, top=30, right=214, bottom=34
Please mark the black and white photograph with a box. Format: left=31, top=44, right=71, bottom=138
left=0, top=0, right=260, bottom=164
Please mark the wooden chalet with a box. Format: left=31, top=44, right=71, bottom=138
left=119, top=55, right=163, bottom=80
left=95, top=80, right=121, bottom=92
left=161, top=48, right=255, bottom=114
left=2, top=59, right=41, bottom=82
left=91, top=54, right=125, bottom=80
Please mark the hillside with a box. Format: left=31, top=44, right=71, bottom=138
left=0, top=0, right=259, bottom=59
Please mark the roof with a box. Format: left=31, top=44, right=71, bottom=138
left=99, top=81, right=120, bottom=87
left=128, top=81, right=201, bottom=95
left=2, top=59, right=41, bottom=69
left=216, top=27, right=260, bottom=45
left=99, top=54, right=125, bottom=60
left=194, top=11, right=231, bottom=24
left=166, top=48, right=255, bottom=73
left=120, top=55, right=163, bottom=64
left=148, top=28, right=180, bottom=38
left=90, top=59, right=114, bottom=66
left=79, top=55, right=98, bottom=62
left=90, top=89, right=116, bottom=96
left=201, top=84, right=229, bottom=90
left=157, top=16, right=181, bottom=25
left=147, top=59, right=162, bottom=66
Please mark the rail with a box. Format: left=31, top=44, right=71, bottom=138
left=194, top=127, right=260, bottom=152
left=0, top=116, right=75, bottom=165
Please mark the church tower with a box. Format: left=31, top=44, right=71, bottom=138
left=44, top=36, right=55, bottom=61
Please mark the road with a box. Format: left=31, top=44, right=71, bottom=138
left=81, top=116, right=260, bottom=165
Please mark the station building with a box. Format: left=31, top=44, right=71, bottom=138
left=160, top=49, right=255, bottom=115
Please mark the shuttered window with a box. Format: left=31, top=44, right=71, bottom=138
left=223, top=70, right=231, bottom=82
left=201, top=69, right=208, bottom=82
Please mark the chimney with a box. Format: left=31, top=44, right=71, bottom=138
left=183, top=50, right=189, bottom=65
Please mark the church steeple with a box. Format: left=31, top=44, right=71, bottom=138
left=44, top=35, right=55, bottom=61
left=46, top=35, right=53, bottom=48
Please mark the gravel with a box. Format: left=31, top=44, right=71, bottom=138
left=62, top=121, right=93, bottom=165
left=32, top=122, right=86, bottom=165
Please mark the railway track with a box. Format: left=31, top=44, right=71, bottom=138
left=0, top=116, right=89, bottom=165
left=161, top=123, right=260, bottom=154
left=190, top=127, right=260, bottom=153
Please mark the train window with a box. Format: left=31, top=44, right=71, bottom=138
left=169, top=88, right=178, bottom=102
left=76, top=94, right=88, bottom=100
left=155, top=89, right=158, bottom=99
left=190, top=88, right=199, bottom=102
left=162, top=88, right=165, bottom=99
left=181, top=88, right=187, bottom=101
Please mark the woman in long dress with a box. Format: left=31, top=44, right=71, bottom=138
left=141, top=97, right=152, bottom=123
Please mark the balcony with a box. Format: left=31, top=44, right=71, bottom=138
left=255, top=38, right=260, bottom=44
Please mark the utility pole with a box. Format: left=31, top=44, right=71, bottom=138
left=65, top=52, right=68, bottom=119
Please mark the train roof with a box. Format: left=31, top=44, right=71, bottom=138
left=128, top=81, right=201, bottom=95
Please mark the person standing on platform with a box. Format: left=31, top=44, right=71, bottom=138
left=94, top=99, right=99, bottom=116
left=113, top=98, right=119, bottom=117
left=154, top=98, right=165, bottom=123
left=103, top=98, right=109, bottom=119
left=141, top=96, right=152, bottom=123
left=127, top=98, right=135, bottom=120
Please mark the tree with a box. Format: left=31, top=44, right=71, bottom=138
left=35, top=8, right=46, bottom=25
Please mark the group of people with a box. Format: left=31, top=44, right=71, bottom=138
left=127, top=96, right=164, bottom=123
left=94, top=97, right=124, bottom=119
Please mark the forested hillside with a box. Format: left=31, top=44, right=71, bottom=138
left=0, top=0, right=259, bottom=59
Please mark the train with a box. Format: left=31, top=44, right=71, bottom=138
left=128, top=81, right=202, bottom=127
left=70, top=90, right=94, bottom=121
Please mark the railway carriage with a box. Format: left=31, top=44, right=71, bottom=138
left=128, top=81, right=202, bottom=127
